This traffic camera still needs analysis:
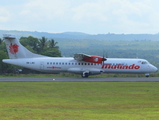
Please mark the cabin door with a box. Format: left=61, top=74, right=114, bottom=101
left=40, top=62, right=44, bottom=70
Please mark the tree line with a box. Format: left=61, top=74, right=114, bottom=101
left=0, top=36, right=61, bottom=74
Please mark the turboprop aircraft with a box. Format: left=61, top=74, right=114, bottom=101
left=2, top=34, right=158, bottom=78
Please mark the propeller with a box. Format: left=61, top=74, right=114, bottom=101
left=102, top=51, right=107, bottom=65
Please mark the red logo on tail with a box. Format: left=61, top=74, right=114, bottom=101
left=9, top=43, right=19, bottom=54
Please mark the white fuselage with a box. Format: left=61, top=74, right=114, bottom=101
left=3, top=57, right=158, bottom=75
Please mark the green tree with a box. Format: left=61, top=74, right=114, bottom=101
left=39, top=37, right=47, bottom=52
left=0, top=38, right=3, bottom=44
left=41, top=48, right=61, bottom=57
left=20, top=36, right=61, bottom=57
left=20, top=36, right=40, bottom=53
left=0, top=42, right=7, bottom=52
left=0, top=50, right=11, bottom=74
left=48, top=39, right=59, bottom=48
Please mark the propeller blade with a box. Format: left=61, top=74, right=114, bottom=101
left=102, top=51, right=107, bottom=65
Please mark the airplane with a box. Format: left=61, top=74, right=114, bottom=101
left=2, top=34, right=158, bottom=78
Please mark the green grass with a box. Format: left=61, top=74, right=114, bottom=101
left=1, top=72, right=159, bottom=78
left=0, top=82, right=159, bottom=120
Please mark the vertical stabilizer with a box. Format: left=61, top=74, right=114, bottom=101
left=3, top=34, right=44, bottom=59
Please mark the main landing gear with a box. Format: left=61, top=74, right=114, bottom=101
left=81, top=72, right=89, bottom=78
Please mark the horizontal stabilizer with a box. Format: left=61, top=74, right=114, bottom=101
left=3, top=34, right=16, bottom=39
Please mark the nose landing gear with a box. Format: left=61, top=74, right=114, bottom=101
left=145, top=73, right=150, bottom=77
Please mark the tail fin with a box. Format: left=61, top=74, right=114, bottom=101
left=3, top=34, right=44, bottom=59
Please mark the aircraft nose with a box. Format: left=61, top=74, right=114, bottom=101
left=153, top=66, right=158, bottom=72
left=155, top=67, right=158, bottom=72
left=149, top=64, right=158, bottom=73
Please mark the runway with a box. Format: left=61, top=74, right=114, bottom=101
left=0, top=77, right=159, bottom=82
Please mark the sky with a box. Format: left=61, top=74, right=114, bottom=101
left=1, top=0, right=159, bottom=34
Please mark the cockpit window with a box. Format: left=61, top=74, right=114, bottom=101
left=141, top=61, right=147, bottom=64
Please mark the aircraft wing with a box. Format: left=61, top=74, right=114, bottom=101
left=74, top=53, right=106, bottom=63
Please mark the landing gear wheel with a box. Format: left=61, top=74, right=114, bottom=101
left=145, top=73, right=150, bottom=78
left=81, top=73, right=89, bottom=78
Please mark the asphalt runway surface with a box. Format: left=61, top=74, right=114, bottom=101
left=0, top=77, right=159, bottom=82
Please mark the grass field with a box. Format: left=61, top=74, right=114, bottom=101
left=1, top=72, right=159, bottom=78
left=0, top=81, right=159, bottom=120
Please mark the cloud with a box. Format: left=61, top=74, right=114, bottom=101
left=72, top=2, right=108, bottom=23
left=72, top=1, right=151, bottom=25
left=20, top=0, right=70, bottom=21
left=70, top=0, right=159, bottom=33
left=1, top=0, right=159, bottom=34
left=0, top=7, right=10, bottom=22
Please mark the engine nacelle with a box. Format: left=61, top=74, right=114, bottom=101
left=67, top=68, right=82, bottom=74
left=68, top=68, right=103, bottom=75
left=89, top=68, right=103, bottom=75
